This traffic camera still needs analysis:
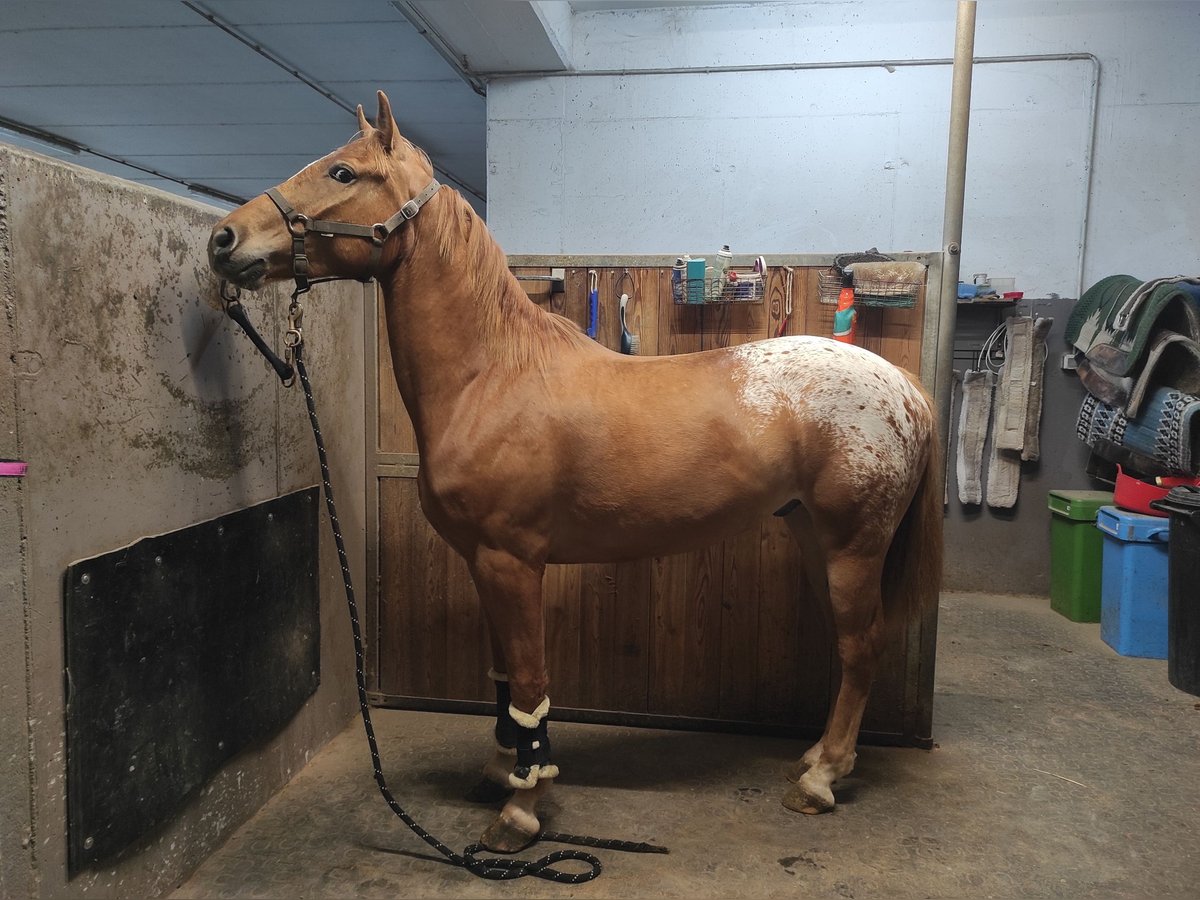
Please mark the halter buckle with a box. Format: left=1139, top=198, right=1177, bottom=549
left=400, top=199, right=420, bottom=220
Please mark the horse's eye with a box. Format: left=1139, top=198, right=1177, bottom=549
left=329, top=164, right=356, bottom=184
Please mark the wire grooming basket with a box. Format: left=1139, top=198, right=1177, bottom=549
left=850, top=275, right=922, bottom=308
left=817, top=268, right=844, bottom=305
left=817, top=250, right=896, bottom=305
left=673, top=266, right=766, bottom=304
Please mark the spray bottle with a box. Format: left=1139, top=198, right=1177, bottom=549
left=672, top=257, right=686, bottom=303
left=832, top=269, right=857, bottom=343
left=710, top=244, right=733, bottom=301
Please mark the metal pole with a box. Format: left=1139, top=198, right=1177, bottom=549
left=934, top=1, right=978, bottom=448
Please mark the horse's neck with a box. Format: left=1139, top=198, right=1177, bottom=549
left=379, top=209, right=558, bottom=454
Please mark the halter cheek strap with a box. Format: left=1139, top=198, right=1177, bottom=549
left=264, top=178, right=440, bottom=296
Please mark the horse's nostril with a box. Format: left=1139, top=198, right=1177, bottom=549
left=212, top=226, right=236, bottom=254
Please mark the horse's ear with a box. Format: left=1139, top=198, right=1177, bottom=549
left=375, top=90, right=398, bottom=153
left=356, top=103, right=372, bottom=135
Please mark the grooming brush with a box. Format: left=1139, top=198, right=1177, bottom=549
left=619, top=293, right=640, bottom=355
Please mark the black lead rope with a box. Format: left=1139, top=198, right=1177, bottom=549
left=291, top=338, right=668, bottom=883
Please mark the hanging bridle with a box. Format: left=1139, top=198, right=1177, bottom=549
left=220, top=176, right=440, bottom=386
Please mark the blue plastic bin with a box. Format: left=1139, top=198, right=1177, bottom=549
left=1097, top=505, right=1171, bottom=658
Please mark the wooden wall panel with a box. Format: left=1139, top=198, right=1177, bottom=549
left=373, top=261, right=929, bottom=741
left=718, top=526, right=761, bottom=717
left=648, top=546, right=723, bottom=717
left=377, top=478, right=489, bottom=701
left=542, top=562, right=584, bottom=703
left=757, top=516, right=831, bottom=724
left=572, top=560, right=653, bottom=712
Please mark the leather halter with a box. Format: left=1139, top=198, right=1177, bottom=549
left=264, top=178, right=440, bottom=296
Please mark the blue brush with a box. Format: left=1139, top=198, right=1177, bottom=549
left=587, top=270, right=599, bottom=340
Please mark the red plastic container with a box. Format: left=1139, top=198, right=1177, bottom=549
left=1115, top=466, right=1200, bottom=517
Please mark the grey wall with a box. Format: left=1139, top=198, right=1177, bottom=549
left=0, top=145, right=366, bottom=898
left=943, top=298, right=1098, bottom=596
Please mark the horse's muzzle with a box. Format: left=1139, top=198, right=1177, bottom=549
left=209, top=225, right=267, bottom=287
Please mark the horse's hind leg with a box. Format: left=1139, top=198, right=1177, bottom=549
left=783, top=520, right=892, bottom=815
left=782, top=507, right=834, bottom=784
left=469, top=548, right=558, bottom=852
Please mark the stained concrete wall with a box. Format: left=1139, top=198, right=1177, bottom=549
left=0, top=144, right=365, bottom=897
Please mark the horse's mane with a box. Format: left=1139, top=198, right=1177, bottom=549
left=422, top=185, right=591, bottom=371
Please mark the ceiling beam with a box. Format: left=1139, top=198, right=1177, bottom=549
left=182, top=0, right=485, bottom=203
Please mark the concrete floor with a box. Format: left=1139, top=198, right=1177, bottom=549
left=172, top=593, right=1200, bottom=898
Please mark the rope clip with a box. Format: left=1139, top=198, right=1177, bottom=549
left=281, top=302, right=305, bottom=387
left=219, top=278, right=241, bottom=310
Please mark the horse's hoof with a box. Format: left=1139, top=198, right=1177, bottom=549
left=465, top=777, right=512, bottom=804
left=480, top=814, right=540, bottom=854
left=782, top=782, right=835, bottom=815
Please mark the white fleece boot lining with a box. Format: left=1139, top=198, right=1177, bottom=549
left=508, top=696, right=550, bottom=729
left=509, top=765, right=540, bottom=790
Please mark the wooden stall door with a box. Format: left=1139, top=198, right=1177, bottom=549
left=369, top=263, right=931, bottom=744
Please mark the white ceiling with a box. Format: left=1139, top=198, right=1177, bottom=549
left=0, top=0, right=582, bottom=212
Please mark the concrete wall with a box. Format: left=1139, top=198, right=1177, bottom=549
left=0, top=145, right=365, bottom=897
left=487, top=0, right=1200, bottom=299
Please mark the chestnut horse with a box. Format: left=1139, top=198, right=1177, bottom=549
left=209, top=92, right=942, bottom=853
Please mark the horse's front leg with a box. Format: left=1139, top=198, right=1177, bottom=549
left=463, top=624, right=521, bottom=802
left=470, top=548, right=557, bottom=852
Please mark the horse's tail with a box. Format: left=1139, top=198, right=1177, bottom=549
left=882, top=398, right=944, bottom=640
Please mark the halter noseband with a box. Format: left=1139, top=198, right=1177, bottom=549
left=264, top=178, right=440, bottom=296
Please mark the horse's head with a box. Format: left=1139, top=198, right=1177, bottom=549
left=208, top=91, right=438, bottom=291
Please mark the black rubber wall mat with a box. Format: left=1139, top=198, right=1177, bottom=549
left=63, top=487, right=320, bottom=873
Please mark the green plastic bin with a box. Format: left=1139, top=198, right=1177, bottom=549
left=1048, top=490, right=1113, bottom=622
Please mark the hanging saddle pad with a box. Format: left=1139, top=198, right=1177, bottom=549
left=1078, top=329, right=1200, bottom=419
left=1067, top=275, right=1200, bottom=415
left=1077, top=386, right=1200, bottom=475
